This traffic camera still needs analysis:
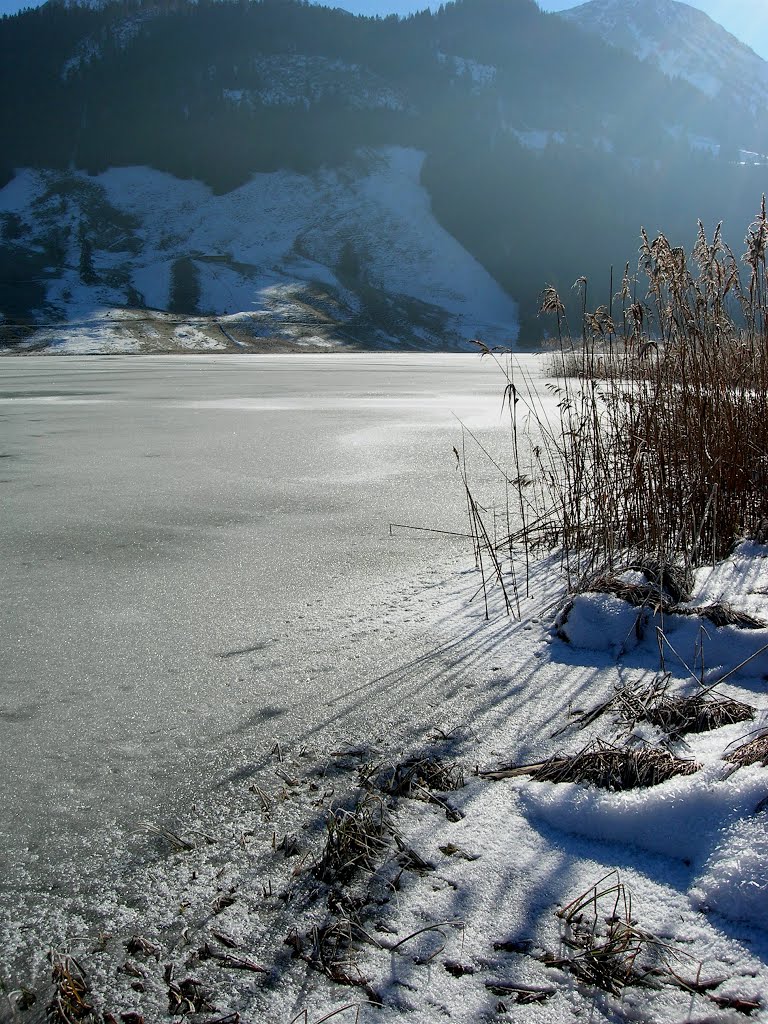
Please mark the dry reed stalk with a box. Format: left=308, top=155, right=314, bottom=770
left=453, top=442, right=516, bottom=618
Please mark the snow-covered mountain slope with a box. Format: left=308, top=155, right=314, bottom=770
left=560, top=0, right=768, bottom=114
left=0, top=147, right=519, bottom=353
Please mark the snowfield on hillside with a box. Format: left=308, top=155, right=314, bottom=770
left=0, top=147, right=519, bottom=353
left=561, top=0, right=768, bottom=113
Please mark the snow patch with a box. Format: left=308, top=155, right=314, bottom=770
left=512, top=128, right=566, bottom=150
left=691, top=809, right=768, bottom=925
left=561, top=0, right=768, bottom=122
left=437, top=51, right=497, bottom=89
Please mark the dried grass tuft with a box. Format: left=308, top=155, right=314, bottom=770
left=166, top=976, right=215, bottom=1016
left=314, top=795, right=393, bottom=884
left=362, top=755, right=464, bottom=820
left=552, top=873, right=701, bottom=996
left=586, top=574, right=671, bottom=612
left=46, top=952, right=94, bottom=1024
left=368, top=756, right=464, bottom=797
left=285, top=919, right=382, bottom=1005
left=482, top=740, right=700, bottom=790
left=582, top=559, right=694, bottom=608
left=617, top=679, right=755, bottom=738
left=631, top=560, right=694, bottom=603
left=724, top=728, right=768, bottom=770
left=695, top=603, right=767, bottom=629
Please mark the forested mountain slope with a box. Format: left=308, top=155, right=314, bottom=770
left=1, top=0, right=766, bottom=347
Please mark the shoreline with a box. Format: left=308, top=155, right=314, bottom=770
left=4, top=544, right=768, bottom=1023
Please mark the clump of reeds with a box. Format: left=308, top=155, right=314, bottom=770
left=363, top=755, right=464, bottom=798
left=724, top=727, right=768, bottom=769
left=362, top=755, right=465, bottom=822
left=562, top=674, right=756, bottom=739
left=552, top=873, right=700, bottom=996
left=625, top=559, right=694, bottom=603
left=519, top=203, right=768, bottom=582
left=481, top=740, right=700, bottom=790
left=617, top=679, right=755, bottom=738
left=314, top=796, right=393, bottom=884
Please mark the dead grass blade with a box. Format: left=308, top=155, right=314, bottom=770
left=136, top=821, right=194, bottom=852
left=485, top=981, right=555, bottom=1004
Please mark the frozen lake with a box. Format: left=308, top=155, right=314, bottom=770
left=0, top=353, right=520, bottom=913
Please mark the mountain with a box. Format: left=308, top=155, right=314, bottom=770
left=560, top=0, right=768, bottom=147
left=1, top=0, right=767, bottom=350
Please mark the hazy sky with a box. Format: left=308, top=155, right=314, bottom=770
left=2, top=0, right=767, bottom=61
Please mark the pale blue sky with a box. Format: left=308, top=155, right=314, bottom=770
left=2, top=0, right=767, bottom=61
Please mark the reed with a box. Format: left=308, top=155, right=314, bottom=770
left=520, top=201, right=768, bottom=578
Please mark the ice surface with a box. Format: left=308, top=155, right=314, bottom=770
left=2, top=352, right=768, bottom=1023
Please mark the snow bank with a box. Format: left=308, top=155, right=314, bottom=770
left=557, top=591, right=645, bottom=655
left=517, top=761, right=767, bottom=864
left=692, top=807, right=768, bottom=926
left=558, top=543, right=768, bottom=684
